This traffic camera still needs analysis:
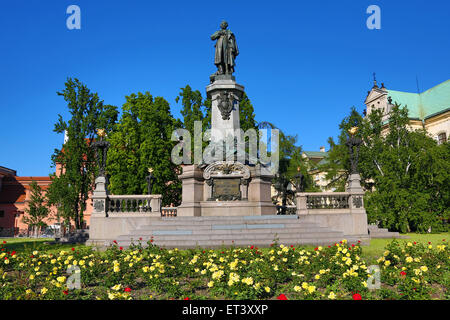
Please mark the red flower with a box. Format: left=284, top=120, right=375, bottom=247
left=2, top=241, right=6, bottom=244
left=71, top=248, right=75, bottom=251
left=139, top=237, right=143, bottom=241
left=63, top=290, right=68, bottom=295
left=119, top=247, right=123, bottom=250
left=400, top=271, right=407, bottom=276
left=113, top=240, right=117, bottom=244
left=290, top=245, right=294, bottom=248
left=184, top=297, right=190, bottom=300
left=124, top=287, right=132, bottom=293
left=413, top=242, right=417, bottom=245
left=314, top=247, right=318, bottom=251
left=250, top=245, right=254, bottom=249
left=351, top=244, right=355, bottom=247
left=277, top=294, right=288, bottom=300
left=352, top=293, right=362, bottom=300
left=358, top=240, right=361, bottom=243
left=11, top=251, right=16, bottom=255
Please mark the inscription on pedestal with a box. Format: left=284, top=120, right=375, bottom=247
left=212, top=178, right=241, bottom=201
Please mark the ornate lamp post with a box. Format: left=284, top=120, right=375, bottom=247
left=146, top=168, right=156, bottom=195
left=91, top=129, right=110, bottom=216
left=294, top=167, right=305, bottom=192
left=345, top=126, right=362, bottom=174
left=345, top=126, right=364, bottom=193
left=92, top=129, right=110, bottom=177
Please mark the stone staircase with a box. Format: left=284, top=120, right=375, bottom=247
left=368, top=225, right=408, bottom=239
left=114, top=215, right=367, bottom=249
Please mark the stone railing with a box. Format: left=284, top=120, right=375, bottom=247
left=161, top=207, right=177, bottom=217
left=306, top=193, right=349, bottom=209
left=296, top=191, right=364, bottom=215
left=108, top=195, right=161, bottom=214
left=91, top=177, right=162, bottom=217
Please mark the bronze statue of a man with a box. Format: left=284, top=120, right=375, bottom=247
left=211, top=21, right=239, bottom=75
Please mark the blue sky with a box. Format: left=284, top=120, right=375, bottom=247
left=1, top=0, right=449, bottom=176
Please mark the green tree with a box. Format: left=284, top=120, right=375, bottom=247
left=318, top=107, right=363, bottom=191
left=107, top=92, right=181, bottom=206
left=258, top=122, right=316, bottom=213
left=322, top=104, right=449, bottom=232
left=22, top=181, right=50, bottom=237
left=47, top=78, right=118, bottom=230
left=239, top=93, right=257, bottom=132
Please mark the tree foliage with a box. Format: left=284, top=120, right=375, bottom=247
left=22, top=181, right=50, bottom=237
left=107, top=92, right=181, bottom=206
left=47, top=78, right=118, bottom=230
left=321, top=104, right=449, bottom=232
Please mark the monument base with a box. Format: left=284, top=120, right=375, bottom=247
left=177, top=162, right=277, bottom=217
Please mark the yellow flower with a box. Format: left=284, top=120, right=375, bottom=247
left=207, top=281, right=214, bottom=288
left=112, top=284, right=122, bottom=291
left=29, top=275, right=35, bottom=280
left=315, top=274, right=320, bottom=280
left=264, top=287, right=271, bottom=293
left=294, top=285, right=301, bottom=292
left=25, top=289, right=32, bottom=295
left=57, top=276, right=66, bottom=283
left=384, top=260, right=391, bottom=266
left=405, top=257, right=413, bottom=263
left=40, top=288, right=48, bottom=295
left=307, top=285, right=316, bottom=294
left=302, top=282, right=309, bottom=289
left=420, top=266, right=428, bottom=272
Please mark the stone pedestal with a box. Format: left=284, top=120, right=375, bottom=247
left=91, top=176, right=108, bottom=217
left=206, top=77, right=244, bottom=143
left=177, top=162, right=276, bottom=217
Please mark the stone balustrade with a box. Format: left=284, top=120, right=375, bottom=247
left=296, top=192, right=361, bottom=215
left=161, top=207, right=178, bottom=217
left=107, top=195, right=161, bottom=215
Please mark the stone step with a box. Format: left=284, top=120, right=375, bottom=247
left=145, top=216, right=302, bottom=227
left=124, top=226, right=337, bottom=236
left=135, top=222, right=319, bottom=231
left=115, top=237, right=355, bottom=249
left=161, top=215, right=299, bottom=221
left=117, top=230, right=344, bottom=242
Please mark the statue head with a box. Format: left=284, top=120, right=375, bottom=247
left=220, top=20, right=228, bottom=30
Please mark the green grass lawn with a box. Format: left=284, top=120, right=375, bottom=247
left=0, top=237, right=83, bottom=253
left=361, top=233, right=449, bottom=263
left=2, top=232, right=448, bottom=261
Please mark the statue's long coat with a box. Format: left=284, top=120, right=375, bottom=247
left=211, top=30, right=239, bottom=68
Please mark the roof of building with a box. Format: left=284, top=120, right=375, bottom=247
left=0, top=166, right=17, bottom=176
left=302, top=151, right=328, bottom=158
left=387, top=79, right=450, bottom=120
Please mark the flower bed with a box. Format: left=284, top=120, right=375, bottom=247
left=0, top=238, right=448, bottom=300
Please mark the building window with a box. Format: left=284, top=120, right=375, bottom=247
left=438, top=132, right=447, bottom=145
left=0, top=211, right=4, bottom=218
